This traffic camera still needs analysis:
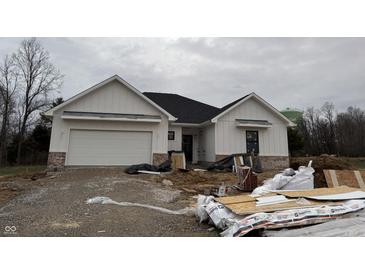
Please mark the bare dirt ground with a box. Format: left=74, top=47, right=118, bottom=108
left=290, top=156, right=356, bottom=188
left=0, top=169, right=220, bottom=237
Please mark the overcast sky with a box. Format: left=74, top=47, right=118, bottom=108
left=0, top=37, right=364, bottom=111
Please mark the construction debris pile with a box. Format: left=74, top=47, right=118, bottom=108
left=125, top=151, right=189, bottom=175
left=125, top=160, right=172, bottom=175
left=207, top=153, right=262, bottom=173
left=251, top=161, right=314, bottom=195
left=196, top=161, right=365, bottom=237
left=290, top=155, right=353, bottom=188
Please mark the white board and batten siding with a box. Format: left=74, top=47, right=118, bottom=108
left=62, top=80, right=161, bottom=116
left=198, top=124, right=215, bottom=162
left=167, top=126, right=182, bottom=151
left=49, top=80, right=169, bottom=165
left=215, top=97, right=289, bottom=157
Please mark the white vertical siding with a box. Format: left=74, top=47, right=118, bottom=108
left=49, top=79, right=169, bottom=155
left=168, top=126, right=182, bottom=151
left=215, top=97, right=289, bottom=156
left=198, top=124, right=215, bottom=162
left=63, top=80, right=161, bottom=116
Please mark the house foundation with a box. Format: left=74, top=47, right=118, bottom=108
left=260, top=156, right=289, bottom=170
left=47, top=152, right=66, bottom=171
left=152, top=153, right=169, bottom=166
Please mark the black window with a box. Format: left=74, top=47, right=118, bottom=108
left=168, top=131, right=175, bottom=140
left=246, top=130, right=259, bottom=154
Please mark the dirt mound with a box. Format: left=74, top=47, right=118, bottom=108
left=0, top=182, right=23, bottom=204
left=290, top=156, right=353, bottom=188
left=153, top=170, right=237, bottom=193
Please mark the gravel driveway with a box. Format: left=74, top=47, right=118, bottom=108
left=0, top=169, right=216, bottom=236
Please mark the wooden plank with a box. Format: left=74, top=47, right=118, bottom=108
left=233, top=156, right=243, bottom=172
left=323, top=170, right=334, bottom=187
left=354, top=171, right=365, bottom=188
left=329, top=170, right=339, bottom=187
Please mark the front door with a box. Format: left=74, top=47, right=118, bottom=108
left=182, top=135, right=193, bottom=162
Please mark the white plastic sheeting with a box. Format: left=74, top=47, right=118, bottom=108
left=195, top=195, right=238, bottom=230
left=205, top=201, right=237, bottom=230
left=195, top=194, right=365, bottom=237
left=251, top=161, right=314, bottom=196
left=264, top=217, right=365, bottom=237
left=87, top=196, right=195, bottom=216
left=222, top=199, right=365, bottom=236
left=196, top=195, right=214, bottom=223
left=307, top=191, right=365, bottom=200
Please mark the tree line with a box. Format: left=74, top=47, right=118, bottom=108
left=0, top=38, right=63, bottom=166
left=1, top=38, right=363, bottom=167
left=289, top=102, right=365, bottom=157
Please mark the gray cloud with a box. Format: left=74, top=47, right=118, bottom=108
left=0, top=37, right=364, bottom=112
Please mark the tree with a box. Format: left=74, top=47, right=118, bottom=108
left=287, top=126, right=304, bottom=156
left=13, top=38, right=63, bottom=164
left=0, top=55, right=18, bottom=166
left=321, top=102, right=336, bottom=154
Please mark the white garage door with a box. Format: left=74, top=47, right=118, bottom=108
left=67, top=129, right=152, bottom=166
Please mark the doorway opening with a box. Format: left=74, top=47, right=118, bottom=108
left=182, top=135, right=193, bottom=162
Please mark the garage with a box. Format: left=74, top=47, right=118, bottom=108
left=67, top=129, right=152, bottom=166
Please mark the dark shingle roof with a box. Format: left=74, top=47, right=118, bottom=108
left=219, top=94, right=250, bottom=113
left=144, top=92, right=220, bottom=123
left=144, top=92, right=250, bottom=124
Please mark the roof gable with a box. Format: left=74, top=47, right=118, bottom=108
left=44, top=75, right=292, bottom=126
left=211, top=93, right=294, bottom=126
left=44, top=75, right=177, bottom=121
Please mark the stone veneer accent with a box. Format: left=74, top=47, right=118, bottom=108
left=47, top=152, right=66, bottom=171
left=260, top=156, right=289, bottom=170
left=153, top=153, right=169, bottom=166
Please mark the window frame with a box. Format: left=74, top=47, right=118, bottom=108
left=246, top=130, right=259, bottom=154
left=168, top=130, right=175, bottom=141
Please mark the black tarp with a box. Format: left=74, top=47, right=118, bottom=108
left=207, top=153, right=262, bottom=173
left=125, top=160, right=172, bottom=174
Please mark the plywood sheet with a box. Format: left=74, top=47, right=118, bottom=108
left=275, top=186, right=359, bottom=198
left=324, top=170, right=365, bottom=189
left=171, top=152, right=186, bottom=170
left=215, top=194, right=256, bottom=205
left=226, top=199, right=342, bottom=215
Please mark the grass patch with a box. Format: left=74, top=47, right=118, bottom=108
left=345, top=158, right=365, bottom=170
left=0, top=165, right=46, bottom=177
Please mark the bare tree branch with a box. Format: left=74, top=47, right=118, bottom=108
left=0, top=54, right=18, bottom=166
left=13, top=38, right=63, bottom=164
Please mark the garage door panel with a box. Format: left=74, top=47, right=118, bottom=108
left=67, top=130, right=152, bottom=166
